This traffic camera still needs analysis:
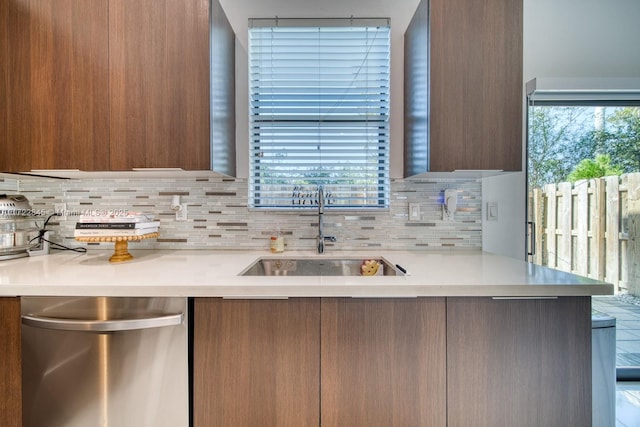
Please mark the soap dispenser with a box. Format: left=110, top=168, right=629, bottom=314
left=270, top=228, right=284, bottom=253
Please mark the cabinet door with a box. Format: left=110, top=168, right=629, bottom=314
left=447, top=297, right=591, bottom=427
left=0, top=0, right=110, bottom=172
left=193, top=298, right=320, bottom=427
left=429, top=0, right=522, bottom=172
left=109, top=0, right=210, bottom=170
left=0, top=297, right=22, bottom=427
left=321, top=298, right=446, bottom=427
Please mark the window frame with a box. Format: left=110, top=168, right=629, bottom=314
left=248, top=18, right=391, bottom=211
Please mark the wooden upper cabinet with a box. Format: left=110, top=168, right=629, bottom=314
left=0, top=0, right=110, bottom=172
left=108, top=0, right=210, bottom=170
left=404, top=0, right=523, bottom=174
left=1, top=0, right=217, bottom=172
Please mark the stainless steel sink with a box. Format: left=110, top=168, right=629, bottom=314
left=240, top=257, right=404, bottom=276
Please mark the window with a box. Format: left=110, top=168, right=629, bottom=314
left=248, top=18, right=390, bottom=209
left=527, top=90, right=640, bottom=189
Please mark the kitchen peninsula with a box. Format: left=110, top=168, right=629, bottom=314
left=1, top=250, right=613, bottom=426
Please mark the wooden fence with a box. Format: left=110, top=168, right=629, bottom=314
left=528, top=173, right=640, bottom=295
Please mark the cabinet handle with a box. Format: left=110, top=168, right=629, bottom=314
left=491, top=297, right=558, bottom=300
left=22, top=312, right=183, bottom=332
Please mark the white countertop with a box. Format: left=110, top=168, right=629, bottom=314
left=0, top=249, right=613, bottom=298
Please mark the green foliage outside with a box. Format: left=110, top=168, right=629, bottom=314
left=567, top=154, right=623, bottom=182
left=528, top=106, right=640, bottom=189
left=602, top=107, right=640, bottom=173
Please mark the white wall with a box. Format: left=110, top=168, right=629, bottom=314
left=523, top=0, right=640, bottom=81
left=219, top=0, right=421, bottom=179
left=483, top=0, right=640, bottom=259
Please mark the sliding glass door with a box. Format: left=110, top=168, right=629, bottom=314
left=526, top=79, right=640, bottom=378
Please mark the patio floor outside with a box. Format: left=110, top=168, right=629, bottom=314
left=592, top=295, right=640, bottom=426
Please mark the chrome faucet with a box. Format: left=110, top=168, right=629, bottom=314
left=317, top=185, right=336, bottom=254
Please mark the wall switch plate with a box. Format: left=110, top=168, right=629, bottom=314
left=176, top=203, right=188, bottom=221
left=409, top=203, right=420, bottom=221
left=487, top=202, right=498, bottom=221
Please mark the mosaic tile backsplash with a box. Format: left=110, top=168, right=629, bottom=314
left=10, top=176, right=482, bottom=252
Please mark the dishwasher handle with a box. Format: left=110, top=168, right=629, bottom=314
left=22, top=312, right=183, bottom=332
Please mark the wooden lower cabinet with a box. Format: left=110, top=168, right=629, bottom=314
left=193, top=297, right=446, bottom=427
left=321, top=298, right=447, bottom=427
left=447, top=297, right=592, bottom=427
left=193, top=296, right=591, bottom=427
left=0, top=297, right=22, bottom=427
left=193, top=298, right=320, bottom=427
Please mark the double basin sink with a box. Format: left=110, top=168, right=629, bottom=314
left=240, top=257, right=404, bottom=277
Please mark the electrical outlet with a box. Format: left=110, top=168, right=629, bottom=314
left=54, top=203, right=67, bottom=220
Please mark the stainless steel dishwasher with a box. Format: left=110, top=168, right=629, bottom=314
left=21, top=297, right=188, bottom=427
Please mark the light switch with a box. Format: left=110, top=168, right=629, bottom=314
left=409, top=203, right=420, bottom=221
left=487, top=202, right=498, bottom=221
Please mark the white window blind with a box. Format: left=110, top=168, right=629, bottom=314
left=248, top=19, right=390, bottom=209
